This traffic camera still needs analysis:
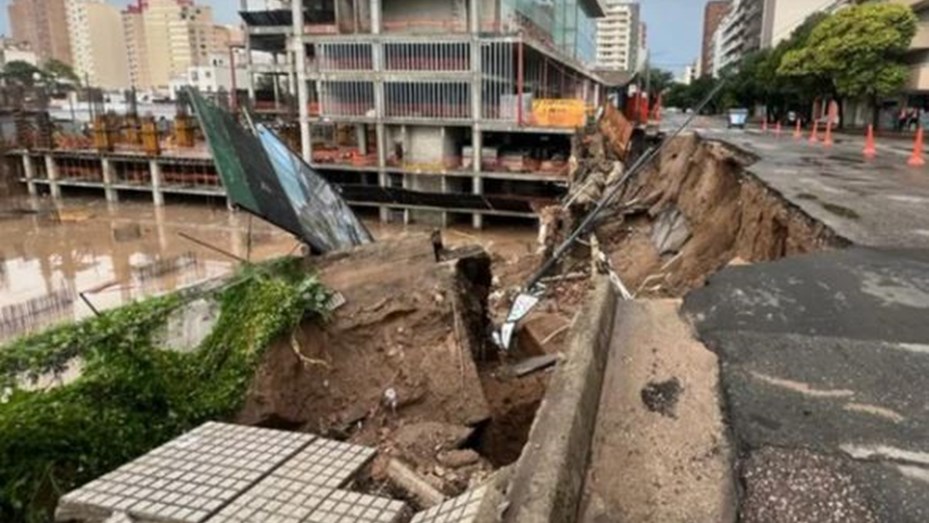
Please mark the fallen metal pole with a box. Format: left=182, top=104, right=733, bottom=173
left=524, top=80, right=728, bottom=292
left=177, top=231, right=249, bottom=264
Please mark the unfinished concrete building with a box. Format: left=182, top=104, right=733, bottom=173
left=241, top=0, right=608, bottom=228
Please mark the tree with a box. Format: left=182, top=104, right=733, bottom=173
left=780, top=3, right=917, bottom=124
left=43, top=59, right=80, bottom=88
left=646, top=68, right=675, bottom=96
left=2, top=60, right=42, bottom=87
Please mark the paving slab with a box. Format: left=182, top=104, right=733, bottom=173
left=55, top=423, right=400, bottom=523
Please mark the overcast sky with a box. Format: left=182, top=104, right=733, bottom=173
left=0, top=0, right=704, bottom=75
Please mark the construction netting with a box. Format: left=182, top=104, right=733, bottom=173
left=187, top=88, right=372, bottom=252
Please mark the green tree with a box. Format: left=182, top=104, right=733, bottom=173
left=779, top=3, right=917, bottom=124
left=2, top=60, right=42, bottom=87
left=43, top=59, right=80, bottom=89
left=646, top=68, right=675, bottom=96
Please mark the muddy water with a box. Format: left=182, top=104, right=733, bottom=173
left=0, top=196, right=536, bottom=343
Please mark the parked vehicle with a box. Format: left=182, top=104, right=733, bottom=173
left=728, top=108, right=749, bottom=129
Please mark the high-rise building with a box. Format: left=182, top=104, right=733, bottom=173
left=120, top=0, right=216, bottom=90
left=66, top=0, right=131, bottom=89
left=122, top=4, right=151, bottom=89
left=596, top=1, right=641, bottom=72
left=8, top=0, right=73, bottom=66
left=702, top=1, right=731, bottom=78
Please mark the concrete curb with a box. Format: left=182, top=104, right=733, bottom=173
left=498, top=276, right=618, bottom=523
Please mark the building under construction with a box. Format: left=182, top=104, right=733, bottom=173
left=241, top=0, right=610, bottom=227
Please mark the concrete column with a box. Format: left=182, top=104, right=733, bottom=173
left=356, top=124, right=368, bottom=155
left=101, top=158, right=118, bottom=203
left=150, top=160, right=164, bottom=206
left=469, top=0, right=481, bottom=33
left=376, top=120, right=389, bottom=222
left=472, top=126, right=483, bottom=229
left=22, top=154, right=37, bottom=196
left=440, top=176, right=449, bottom=228
left=402, top=173, right=411, bottom=225
left=470, top=41, right=482, bottom=122
left=370, top=0, right=382, bottom=34
left=45, top=155, right=61, bottom=200
left=243, top=0, right=256, bottom=102
left=272, top=54, right=281, bottom=108
left=292, top=0, right=311, bottom=162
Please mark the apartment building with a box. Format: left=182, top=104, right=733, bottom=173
left=241, top=0, right=609, bottom=229
left=66, top=0, right=131, bottom=89
left=714, top=0, right=851, bottom=73
left=7, top=0, right=72, bottom=66
left=891, top=0, right=929, bottom=96
left=596, top=1, right=641, bottom=72
left=121, top=0, right=217, bottom=90
left=701, top=1, right=730, bottom=78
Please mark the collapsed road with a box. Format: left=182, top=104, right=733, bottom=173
left=24, top=92, right=929, bottom=522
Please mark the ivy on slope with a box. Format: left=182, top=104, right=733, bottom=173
left=0, top=258, right=329, bottom=522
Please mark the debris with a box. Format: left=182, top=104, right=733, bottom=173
left=384, top=388, right=398, bottom=414
left=510, top=354, right=560, bottom=378
left=641, top=378, right=683, bottom=418
left=386, top=458, right=446, bottom=508
left=437, top=449, right=481, bottom=469
left=650, top=207, right=691, bottom=255
left=112, top=223, right=142, bottom=242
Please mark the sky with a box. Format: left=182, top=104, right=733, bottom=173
left=639, top=0, right=705, bottom=76
left=0, top=0, right=704, bottom=75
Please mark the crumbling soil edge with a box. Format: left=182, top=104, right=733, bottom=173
left=699, top=134, right=854, bottom=250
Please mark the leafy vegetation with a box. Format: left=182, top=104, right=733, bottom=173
left=663, top=3, right=917, bottom=124
left=1, top=59, right=81, bottom=90
left=0, top=259, right=329, bottom=522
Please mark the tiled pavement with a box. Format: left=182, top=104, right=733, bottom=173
left=57, top=422, right=490, bottom=523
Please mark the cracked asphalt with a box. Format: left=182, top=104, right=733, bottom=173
left=665, top=120, right=929, bottom=522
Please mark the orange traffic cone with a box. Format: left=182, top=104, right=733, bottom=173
left=775, top=121, right=782, bottom=137
left=809, top=120, right=820, bottom=143
left=794, top=120, right=802, bottom=139
left=908, top=127, right=926, bottom=167
left=863, top=124, right=876, bottom=157
left=823, top=118, right=834, bottom=147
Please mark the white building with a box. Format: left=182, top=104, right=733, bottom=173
left=169, top=52, right=249, bottom=101
left=596, top=1, right=641, bottom=72
left=0, top=39, right=39, bottom=67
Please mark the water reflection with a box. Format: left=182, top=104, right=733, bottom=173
left=0, top=196, right=537, bottom=343
left=0, top=196, right=299, bottom=342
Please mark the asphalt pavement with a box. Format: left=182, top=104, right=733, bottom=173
left=614, top=115, right=929, bottom=521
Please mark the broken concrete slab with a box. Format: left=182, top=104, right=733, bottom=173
left=509, top=354, right=560, bottom=378
left=502, top=277, right=617, bottom=523
left=579, top=299, right=735, bottom=523
left=649, top=207, right=691, bottom=255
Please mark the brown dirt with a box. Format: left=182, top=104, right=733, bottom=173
left=236, top=234, right=550, bottom=499
left=477, top=364, right=550, bottom=467
left=597, top=134, right=845, bottom=297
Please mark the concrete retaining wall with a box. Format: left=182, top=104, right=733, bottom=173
left=498, top=276, right=618, bottom=523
